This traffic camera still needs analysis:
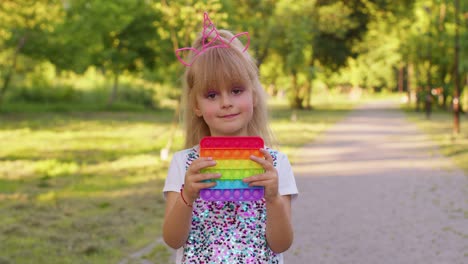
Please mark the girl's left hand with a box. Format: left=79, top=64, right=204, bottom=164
left=243, top=148, right=279, bottom=202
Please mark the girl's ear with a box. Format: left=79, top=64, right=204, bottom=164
left=193, top=104, right=203, bottom=117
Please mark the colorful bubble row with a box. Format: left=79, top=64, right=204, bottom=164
left=203, top=179, right=250, bottom=189
left=200, top=188, right=264, bottom=201
left=200, top=136, right=264, bottom=149
left=201, top=169, right=264, bottom=180
left=200, top=149, right=262, bottom=159
left=205, top=159, right=262, bottom=169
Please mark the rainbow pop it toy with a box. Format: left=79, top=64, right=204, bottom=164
left=200, top=136, right=265, bottom=201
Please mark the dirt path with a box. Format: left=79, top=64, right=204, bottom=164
left=284, top=101, right=467, bottom=264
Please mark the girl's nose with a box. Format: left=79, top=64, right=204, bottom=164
left=220, top=94, right=233, bottom=108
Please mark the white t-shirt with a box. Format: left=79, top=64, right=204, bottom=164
left=163, top=145, right=298, bottom=264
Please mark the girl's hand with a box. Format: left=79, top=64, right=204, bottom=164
left=243, top=148, right=280, bottom=203
left=183, top=157, right=221, bottom=204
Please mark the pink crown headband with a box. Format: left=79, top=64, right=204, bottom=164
left=175, top=12, right=250, bottom=67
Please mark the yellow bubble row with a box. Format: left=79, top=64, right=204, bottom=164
left=207, top=159, right=262, bottom=169
left=201, top=168, right=264, bottom=180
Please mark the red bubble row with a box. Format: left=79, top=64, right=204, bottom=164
left=200, top=136, right=264, bottom=149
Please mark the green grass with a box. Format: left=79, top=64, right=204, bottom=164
left=0, top=94, right=361, bottom=263
left=0, top=102, right=153, bottom=113
left=401, top=104, right=468, bottom=175
left=0, top=110, right=181, bottom=264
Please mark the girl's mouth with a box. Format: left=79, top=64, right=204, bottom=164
left=220, top=113, right=239, bottom=119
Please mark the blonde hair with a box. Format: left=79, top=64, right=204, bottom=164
left=181, top=29, right=274, bottom=148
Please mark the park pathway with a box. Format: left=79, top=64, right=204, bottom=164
left=284, top=100, right=467, bottom=264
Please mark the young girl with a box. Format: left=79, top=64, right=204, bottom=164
left=163, top=13, right=298, bottom=263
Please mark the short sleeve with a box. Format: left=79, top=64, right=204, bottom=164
left=162, top=150, right=187, bottom=196
left=276, top=152, right=299, bottom=198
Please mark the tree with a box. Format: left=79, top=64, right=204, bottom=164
left=0, top=0, right=63, bottom=104
left=60, top=0, right=159, bottom=105
left=337, top=0, right=415, bottom=92
left=223, top=0, right=277, bottom=69
left=271, top=0, right=315, bottom=109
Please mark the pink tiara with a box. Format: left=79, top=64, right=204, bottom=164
left=175, top=12, right=250, bottom=67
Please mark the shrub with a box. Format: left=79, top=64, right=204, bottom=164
left=9, top=85, right=80, bottom=103
left=117, top=85, right=157, bottom=108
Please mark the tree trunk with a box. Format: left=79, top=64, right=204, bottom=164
left=305, top=80, right=312, bottom=110
left=453, top=0, right=460, bottom=133
left=398, top=65, right=404, bottom=93
left=108, top=71, right=119, bottom=106
left=0, top=68, right=14, bottom=104
left=291, top=71, right=303, bottom=109
left=256, top=36, right=271, bottom=71
left=0, top=35, right=27, bottom=105
left=305, top=56, right=315, bottom=110
left=424, top=7, right=432, bottom=119
left=407, top=63, right=413, bottom=104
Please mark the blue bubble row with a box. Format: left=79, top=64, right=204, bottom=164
left=203, top=179, right=250, bottom=189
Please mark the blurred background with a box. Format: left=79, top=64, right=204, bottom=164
left=0, top=0, right=466, bottom=263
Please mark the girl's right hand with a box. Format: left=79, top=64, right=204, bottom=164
left=182, top=157, right=221, bottom=205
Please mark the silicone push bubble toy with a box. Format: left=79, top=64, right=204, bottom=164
left=200, top=136, right=265, bottom=201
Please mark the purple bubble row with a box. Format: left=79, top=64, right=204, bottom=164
left=200, top=188, right=264, bottom=201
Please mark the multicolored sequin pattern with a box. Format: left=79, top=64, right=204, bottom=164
left=182, top=146, right=280, bottom=263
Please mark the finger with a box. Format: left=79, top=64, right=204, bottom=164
left=260, top=148, right=274, bottom=163
left=242, top=173, right=271, bottom=183
left=250, top=154, right=275, bottom=171
left=188, top=157, right=217, bottom=173
left=185, top=172, right=221, bottom=188
left=184, top=174, right=219, bottom=192
left=193, top=172, right=221, bottom=182
left=246, top=179, right=273, bottom=187
left=193, top=181, right=217, bottom=189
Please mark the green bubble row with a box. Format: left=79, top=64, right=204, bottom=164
left=211, top=160, right=262, bottom=169
left=201, top=168, right=264, bottom=180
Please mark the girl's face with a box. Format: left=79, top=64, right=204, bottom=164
left=194, top=84, right=254, bottom=137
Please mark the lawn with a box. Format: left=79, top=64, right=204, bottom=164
left=0, top=110, right=179, bottom=263
left=0, top=98, right=356, bottom=264
left=401, top=105, right=468, bottom=175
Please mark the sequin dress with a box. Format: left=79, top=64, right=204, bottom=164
left=182, top=147, right=280, bottom=263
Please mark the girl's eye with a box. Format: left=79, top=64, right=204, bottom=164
left=205, top=91, right=218, bottom=99
left=232, top=87, right=244, bottom=95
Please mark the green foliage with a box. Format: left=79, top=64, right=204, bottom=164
left=117, top=85, right=157, bottom=108
left=312, top=0, right=372, bottom=70
left=224, top=0, right=277, bottom=67
left=335, top=7, right=404, bottom=90
left=0, top=0, right=466, bottom=111
left=5, top=84, right=157, bottom=110
left=0, top=0, right=64, bottom=46
left=9, top=85, right=78, bottom=103
left=3, top=63, right=158, bottom=108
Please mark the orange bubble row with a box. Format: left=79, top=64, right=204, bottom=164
left=200, top=148, right=263, bottom=159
